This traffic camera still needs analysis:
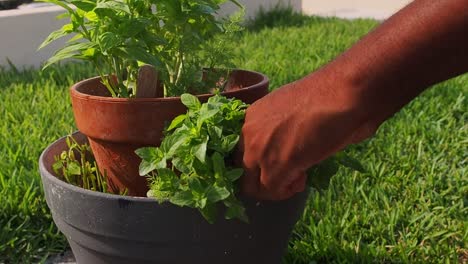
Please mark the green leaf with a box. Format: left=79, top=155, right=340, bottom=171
left=135, top=147, right=166, bottom=175
left=165, top=131, right=190, bottom=156
left=197, top=104, right=220, bottom=127
left=167, top=114, right=186, bottom=131
left=226, top=168, right=243, bottom=182
left=172, top=157, right=191, bottom=174
left=43, top=42, right=96, bottom=69
left=38, top=24, right=72, bottom=50
left=135, top=147, right=158, bottom=161
left=335, top=152, right=365, bottom=173
left=67, top=32, right=84, bottom=43
left=40, top=0, right=75, bottom=14
left=84, top=11, right=98, bottom=21
left=52, top=161, right=63, bottom=174
left=208, top=126, right=222, bottom=139
left=206, top=186, right=230, bottom=203
left=224, top=202, right=248, bottom=223
left=71, top=0, right=96, bottom=12
left=67, top=162, right=81, bottom=176
left=211, top=152, right=225, bottom=178
left=98, top=32, right=120, bottom=53
left=119, top=46, right=162, bottom=67
left=188, top=178, right=204, bottom=195
left=170, top=191, right=194, bottom=207
left=95, top=0, right=130, bottom=14
left=194, top=136, right=208, bottom=162
left=222, top=134, right=240, bottom=153
left=200, top=203, right=217, bottom=224
left=306, top=157, right=339, bottom=190
left=181, top=93, right=201, bottom=111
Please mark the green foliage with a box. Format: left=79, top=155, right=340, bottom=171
left=137, top=94, right=249, bottom=223
left=53, top=135, right=108, bottom=193
left=39, top=0, right=244, bottom=97
left=137, top=94, right=363, bottom=224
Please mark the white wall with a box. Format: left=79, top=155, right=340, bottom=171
left=220, top=0, right=302, bottom=18
left=0, top=1, right=412, bottom=69
left=0, top=6, right=69, bottom=69
left=302, top=0, right=412, bottom=20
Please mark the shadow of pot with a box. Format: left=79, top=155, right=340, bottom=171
left=39, top=132, right=310, bottom=264
left=70, top=69, right=269, bottom=196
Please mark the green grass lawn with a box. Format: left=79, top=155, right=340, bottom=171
left=1, top=12, right=467, bottom=263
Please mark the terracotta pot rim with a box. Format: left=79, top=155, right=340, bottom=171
left=70, top=69, right=269, bottom=103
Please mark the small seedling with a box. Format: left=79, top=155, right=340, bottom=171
left=53, top=135, right=128, bottom=195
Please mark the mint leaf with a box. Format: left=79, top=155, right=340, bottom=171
left=135, top=147, right=158, bottom=161
left=224, top=202, right=248, bottom=223
left=200, top=203, right=218, bottom=224
left=206, top=186, right=230, bottom=203
left=170, top=191, right=194, bottom=207
left=226, top=168, right=243, bottom=182
left=136, top=147, right=166, bottom=176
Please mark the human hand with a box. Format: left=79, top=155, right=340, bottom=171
left=238, top=71, right=376, bottom=200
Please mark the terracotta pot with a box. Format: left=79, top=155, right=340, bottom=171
left=70, top=69, right=269, bottom=196
left=39, top=132, right=310, bottom=264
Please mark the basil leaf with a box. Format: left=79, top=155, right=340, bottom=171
left=181, top=93, right=201, bottom=111
left=194, top=136, right=208, bottom=163
left=167, top=114, right=186, bottom=131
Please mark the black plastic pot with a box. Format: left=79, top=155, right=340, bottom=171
left=40, top=132, right=309, bottom=264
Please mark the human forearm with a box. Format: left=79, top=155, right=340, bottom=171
left=325, top=0, right=468, bottom=125
left=239, top=0, right=468, bottom=200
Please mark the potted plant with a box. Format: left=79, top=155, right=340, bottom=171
left=38, top=1, right=363, bottom=263
left=39, top=0, right=269, bottom=196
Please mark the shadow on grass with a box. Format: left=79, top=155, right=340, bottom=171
left=245, top=4, right=362, bottom=33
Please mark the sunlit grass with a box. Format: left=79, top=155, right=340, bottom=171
left=0, top=10, right=466, bottom=263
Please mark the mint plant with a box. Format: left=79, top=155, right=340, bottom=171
left=136, top=94, right=248, bottom=223
left=39, top=0, right=243, bottom=98
left=137, top=95, right=365, bottom=224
